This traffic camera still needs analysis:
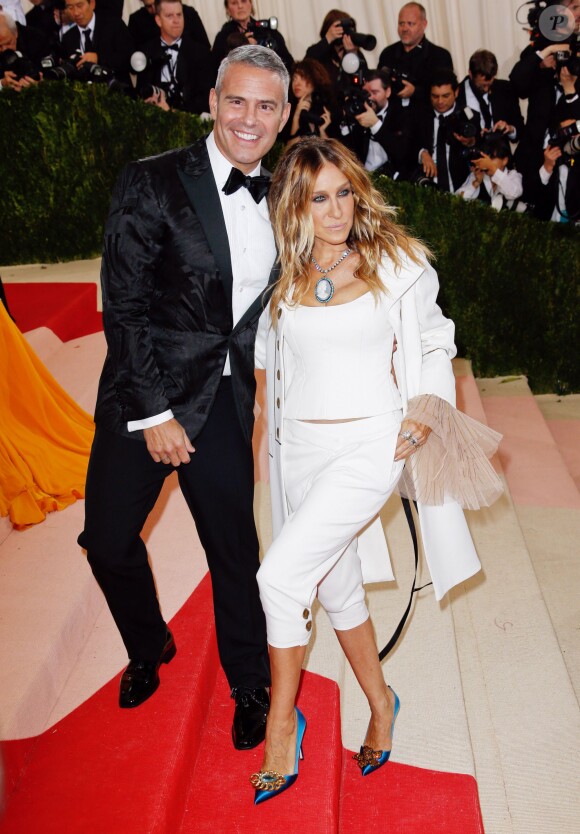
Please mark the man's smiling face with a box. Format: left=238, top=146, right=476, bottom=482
left=209, top=63, right=290, bottom=174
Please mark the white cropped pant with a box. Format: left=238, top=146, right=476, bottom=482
left=257, top=412, right=404, bottom=648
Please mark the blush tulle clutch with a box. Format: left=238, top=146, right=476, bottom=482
left=396, top=394, right=504, bottom=510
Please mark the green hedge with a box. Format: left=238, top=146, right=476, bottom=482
left=1, top=84, right=579, bottom=391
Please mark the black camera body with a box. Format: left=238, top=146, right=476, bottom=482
left=0, top=49, right=41, bottom=81
left=549, top=119, right=580, bottom=160
left=338, top=18, right=377, bottom=52
left=462, top=129, right=511, bottom=162
left=298, top=91, right=326, bottom=130
left=337, top=54, right=370, bottom=124
left=247, top=17, right=279, bottom=50
left=555, top=39, right=580, bottom=76
left=382, top=65, right=415, bottom=96
left=446, top=106, right=480, bottom=140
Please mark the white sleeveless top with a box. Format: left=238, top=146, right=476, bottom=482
left=283, top=291, right=402, bottom=420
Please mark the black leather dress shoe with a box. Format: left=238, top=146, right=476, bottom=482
left=119, top=630, right=176, bottom=708
left=231, top=686, right=270, bottom=750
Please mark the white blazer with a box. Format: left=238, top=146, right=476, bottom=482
left=256, top=253, right=481, bottom=601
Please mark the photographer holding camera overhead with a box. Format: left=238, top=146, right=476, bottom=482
left=211, top=0, right=293, bottom=73
left=411, top=69, right=481, bottom=192
left=511, top=0, right=580, bottom=172
left=306, top=9, right=373, bottom=87
left=0, top=10, right=51, bottom=90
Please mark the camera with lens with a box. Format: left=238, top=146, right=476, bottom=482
left=247, top=17, right=279, bottom=50
left=337, top=51, right=370, bottom=125
left=555, top=40, right=580, bottom=76
left=446, top=106, right=480, bottom=140
left=0, top=49, right=41, bottom=81
left=462, top=129, right=511, bottom=162
left=337, top=18, right=377, bottom=52
left=131, top=49, right=181, bottom=104
left=381, top=65, right=415, bottom=96
left=549, top=119, right=580, bottom=159
left=298, top=90, right=326, bottom=131
left=520, top=0, right=579, bottom=53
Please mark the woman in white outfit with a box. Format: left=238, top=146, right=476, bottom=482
left=251, top=137, right=501, bottom=804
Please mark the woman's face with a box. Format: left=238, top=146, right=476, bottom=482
left=292, top=72, right=314, bottom=100
left=226, top=0, right=252, bottom=25
left=310, top=163, right=355, bottom=248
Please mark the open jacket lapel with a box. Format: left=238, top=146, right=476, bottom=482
left=176, top=139, right=234, bottom=302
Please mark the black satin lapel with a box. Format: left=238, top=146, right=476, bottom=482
left=176, top=166, right=234, bottom=301
left=232, top=263, right=280, bottom=335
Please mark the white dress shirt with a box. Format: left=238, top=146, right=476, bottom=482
left=1, top=0, right=25, bottom=25
left=160, top=36, right=181, bottom=83
left=456, top=167, right=523, bottom=203
left=364, top=104, right=389, bottom=172
left=128, top=131, right=276, bottom=432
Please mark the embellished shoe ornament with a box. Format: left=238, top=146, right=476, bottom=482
left=353, top=686, right=400, bottom=777
left=250, top=706, right=307, bottom=805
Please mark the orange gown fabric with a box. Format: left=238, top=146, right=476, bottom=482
left=0, top=302, right=95, bottom=529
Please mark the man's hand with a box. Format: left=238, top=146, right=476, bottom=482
left=543, top=144, right=562, bottom=174
left=560, top=65, right=578, bottom=95
left=394, top=419, right=432, bottom=461
left=325, top=20, right=344, bottom=44
left=76, top=51, right=98, bottom=68
left=145, top=87, right=170, bottom=111
left=397, top=78, right=415, bottom=99
left=355, top=101, right=379, bottom=128
left=470, top=165, right=485, bottom=185
left=420, top=150, right=437, bottom=177
left=493, top=119, right=514, bottom=135
left=143, top=418, right=195, bottom=466
left=1, top=71, right=39, bottom=91
left=539, top=42, right=567, bottom=69
left=473, top=151, right=500, bottom=174
left=453, top=131, right=477, bottom=147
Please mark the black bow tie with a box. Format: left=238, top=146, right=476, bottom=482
left=162, top=42, right=179, bottom=52
left=222, top=167, right=270, bottom=203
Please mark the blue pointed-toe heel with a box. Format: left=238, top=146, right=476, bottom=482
left=250, top=706, right=307, bottom=805
left=353, top=686, right=400, bottom=777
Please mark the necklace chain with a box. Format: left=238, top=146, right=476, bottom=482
left=311, top=248, right=352, bottom=275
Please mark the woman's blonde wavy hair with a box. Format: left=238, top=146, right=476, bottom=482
left=267, top=137, right=431, bottom=317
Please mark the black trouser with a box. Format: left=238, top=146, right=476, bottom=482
left=78, top=378, right=270, bottom=689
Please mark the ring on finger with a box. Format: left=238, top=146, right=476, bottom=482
left=400, top=429, right=412, bottom=441
left=408, top=436, right=418, bottom=446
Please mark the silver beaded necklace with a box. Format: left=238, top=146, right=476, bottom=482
left=311, top=248, right=352, bottom=304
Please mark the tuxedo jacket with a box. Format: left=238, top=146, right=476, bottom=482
left=212, top=19, right=293, bottom=74
left=137, top=33, right=214, bottom=113
left=457, top=77, right=524, bottom=140
left=344, top=103, right=413, bottom=175
left=378, top=37, right=453, bottom=103
left=95, top=137, right=276, bottom=446
left=128, top=5, right=210, bottom=51
left=412, top=104, right=481, bottom=191
left=523, top=160, right=580, bottom=222
left=60, top=14, right=134, bottom=77
left=14, top=21, right=52, bottom=68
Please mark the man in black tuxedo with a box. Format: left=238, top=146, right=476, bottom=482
left=78, top=45, right=290, bottom=750
left=136, top=0, right=213, bottom=114
left=378, top=2, right=453, bottom=106
left=457, top=49, right=524, bottom=142
left=128, top=0, right=209, bottom=51
left=60, top=0, right=134, bottom=80
left=0, top=11, right=52, bottom=90
left=342, top=69, right=412, bottom=177
left=412, top=69, right=481, bottom=192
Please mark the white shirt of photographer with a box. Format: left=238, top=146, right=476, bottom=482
left=456, top=167, right=523, bottom=203
left=128, top=130, right=276, bottom=432
left=364, top=104, right=389, bottom=172
left=1, top=0, right=25, bottom=25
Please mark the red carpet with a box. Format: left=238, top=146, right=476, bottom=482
left=0, top=575, right=483, bottom=834
left=4, top=283, right=102, bottom=341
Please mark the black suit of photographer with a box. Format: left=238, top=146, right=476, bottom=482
left=413, top=103, right=481, bottom=191
left=60, top=13, right=134, bottom=79
left=13, top=21, right=52, bottom=67
left=456, top=77, right=524, bottom=140
left=378, top=37, right=453, bottom=104
left=523, top=153, right=580, bottom=221
left=344, top=102, right=412, bottom=176
left=129, top=4, right=210, bottom=51
left=212, top=19, right=293, bottom=74
left=137, top=33, right=213, bottom=113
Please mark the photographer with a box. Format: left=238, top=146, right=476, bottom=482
left=128, top=0, right=209, bottom=52
left=523, top=91, right=580, bottom=222
left=412, top=69, right=481, bottom=192
left=457, top=49, right=524, bottom=140
left=135, top=0, right=213, bottom=114
left=456, top=131, right=523, bottom=208
left=59, top=0, right=134, bottom=83
left=510, top=0, right=580, bottom=170
left=341, top=68, right=412, bottom=176
left=283, top=58, right=335, bottom=148
left=211, top=0, right=293, bottom=73
left=0, top=11, right=51, bottom=91
left=305, top=9, right=369, bottom=87
left=378, top=2, right=453, bottom=106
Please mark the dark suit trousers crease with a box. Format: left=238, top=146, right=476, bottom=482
left=78, top=377, right=270, bottom=688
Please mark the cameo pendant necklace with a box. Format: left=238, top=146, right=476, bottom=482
left=311, top=248, right=352, bottom=304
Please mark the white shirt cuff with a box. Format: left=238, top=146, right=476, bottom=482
left=369, top=119, right=382, bottom=135
left=539, top=165, right=552, bottom=186
left=128, top=409, right=174, bottom=432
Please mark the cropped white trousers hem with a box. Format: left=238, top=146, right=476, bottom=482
left=257, top=412, right=404, bottom=648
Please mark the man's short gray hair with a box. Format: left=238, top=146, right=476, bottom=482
left=401, top=2, right=427, bottom=19
left=215, top=45, right=289, bottom=106
left=0, top=12, right=18, bottom=35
